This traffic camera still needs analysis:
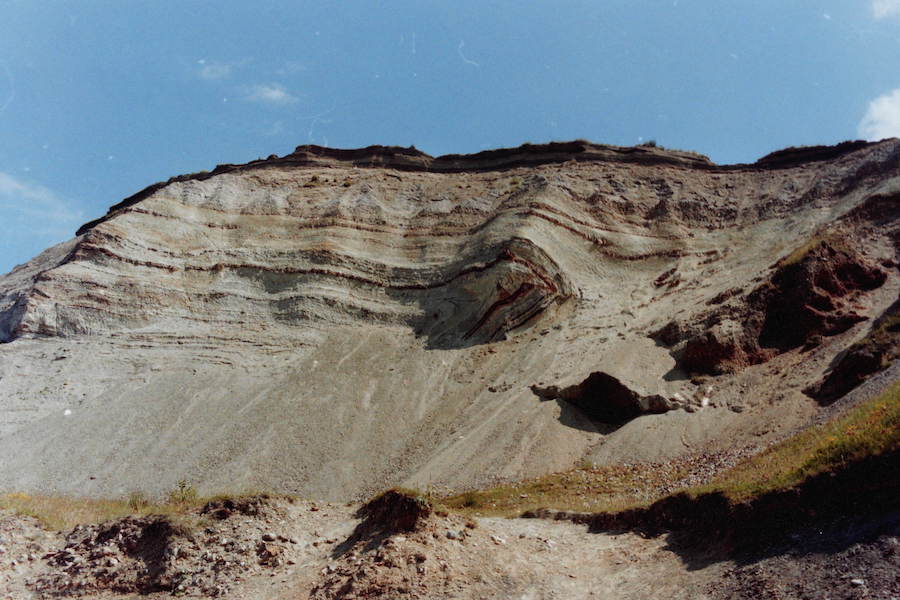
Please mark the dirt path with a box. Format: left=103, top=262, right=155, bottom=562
left=0, top=500, right=728, bottom=600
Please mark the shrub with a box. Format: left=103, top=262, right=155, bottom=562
left=168, top=480, right=198, bottom=505
left=461, top=490, right=480, bottom=508
left=128, top=491, right=149, bottom=511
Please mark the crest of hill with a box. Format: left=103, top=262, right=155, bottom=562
left=75, top=139, right=885, bottom=237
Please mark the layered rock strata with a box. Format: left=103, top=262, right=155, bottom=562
left=0, top=139, right=898, bottom=498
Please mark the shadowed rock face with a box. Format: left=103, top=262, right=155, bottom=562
left=0, top=138, right=898, bottom=500
left=806, top=298, right=900, bottom=404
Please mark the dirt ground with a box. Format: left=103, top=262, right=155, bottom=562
left=2, top=495, right=897, bottom=600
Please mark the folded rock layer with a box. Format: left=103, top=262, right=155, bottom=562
left=0, top=139, right=897, bottom=499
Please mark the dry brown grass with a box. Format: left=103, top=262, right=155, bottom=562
left=439, top=460, right=690, bottom=517
left=0, top=493, right=195, bottom=531
left=0, top=484, right=275, bottom=531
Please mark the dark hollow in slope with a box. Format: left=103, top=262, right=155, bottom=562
left=532, top=372, right=671, bottom=425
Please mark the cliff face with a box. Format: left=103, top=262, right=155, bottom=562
left=0, top=139, right=897, bottom=499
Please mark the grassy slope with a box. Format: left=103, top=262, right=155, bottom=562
left=441, top=381, right=900, bottom=516
left=695, top=380, right=898, bottom=500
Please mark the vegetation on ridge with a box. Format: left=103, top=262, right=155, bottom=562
left=0, top=481, right=270, bottom=531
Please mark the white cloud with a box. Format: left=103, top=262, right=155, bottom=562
left=243, top=83, right=298, bottom=105
left=276, top=61, right=307, bottom=76
left=858, top=88, right=900, bottom=140
left=873, top=0, right=900, bottom=18
left=197, top=61, right=233, bottom=81
left=0, top=172, right=84, bottom=237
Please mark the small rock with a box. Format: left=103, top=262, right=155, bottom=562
left=850, top=579, right=865, bottom=587
left=490, top=535, right=506, bottom=545
left=261, top=533, right=277, bottom=542
left=730, top=404, right=745, bottom=413
left=446, top=530, right=461, bottom=540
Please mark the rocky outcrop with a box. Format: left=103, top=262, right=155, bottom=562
left=806, top=298, right=900, bottom=404
left=657, top=239, right=888, bottom=375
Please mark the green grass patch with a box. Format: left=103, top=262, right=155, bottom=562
left=691, top=381, right=900, bottom=500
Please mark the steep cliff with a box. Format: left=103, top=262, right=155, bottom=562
left=0, top=139, right=897, bottom=499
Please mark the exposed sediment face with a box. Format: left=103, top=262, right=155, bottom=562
left=657, top=239, right=890, bottom=375
left=0, top=139, right=898, bottom=499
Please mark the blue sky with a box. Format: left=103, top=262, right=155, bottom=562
left=1, top=1, right=899, bottom=274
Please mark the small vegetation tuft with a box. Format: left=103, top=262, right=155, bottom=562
left=127, top=491, right=150, bottom=511
left=168, top=479, right=199, bottom=505
left=777, top=232, right=850, bottom=268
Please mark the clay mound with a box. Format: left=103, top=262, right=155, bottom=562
left=354, top=489, right=433, bottom=536
left=311, top=496, right=479, bottom=600
left=37, top=515, right=196, bottom=596
left=33, top=496, right=291, bottom=598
